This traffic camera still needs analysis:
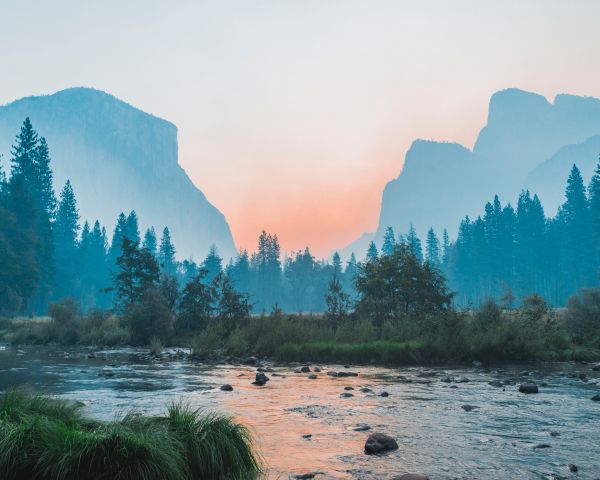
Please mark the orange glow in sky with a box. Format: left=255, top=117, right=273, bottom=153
left=3, top=1, right=600, bottom=257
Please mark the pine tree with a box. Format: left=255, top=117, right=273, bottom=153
left=425, top=227, right=440, bottom=268
left=158, top=227, right=177, bottom=276
left=202, top=245, right=222, bottom=283
left=324, top=274, right=350, bottom=330
left=125, top=211, right=140, bottom=244
left=406, top=224, right=423, bottom=262
left=53, top=180, right=80, bottom=299
left=332, top=251, right=342, bottom=277
left=115, top=237, right=160, bottom=309
left=143, top=227, right=158, bottom=256
left=10, top=119, right=56, bottom=312
left=175, top=269, right=214, bottom=333
left=381, top=226, right=396, bottom=256
left=588, top=157, right=600, bottom=269
left=366, top=241, right=378, bottom=263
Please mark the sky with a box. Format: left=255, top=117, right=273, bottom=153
left=2, top=0, right=600, bottom=257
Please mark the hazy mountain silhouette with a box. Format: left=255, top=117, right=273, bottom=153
left=0, top=87, right=236, bottom=260
left=341, top=88, right=600, bottom=259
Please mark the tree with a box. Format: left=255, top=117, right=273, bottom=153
left=115, top=237, right=160, bottom=309
left=425, top=228, right=440, bottom=268
left=125, top=211, right=140, bottom=245
left=406, top=224, right=423, bottom=262
left=366, top=241, right=378, bottom=263
left=355, top=243, right=453, bottom=330
left=325, top=275, right=350, bottom=330
left=213, top=272, right=251, bottom=332
left=0, top=175, right=39, bottom=314
left=53, top=181, right=80, bottom=299
left=381, top=227, right=396, bottom=256
left=10, top=118, right=56, bottom=312
left=175, top=269, right=215, bottom=333
left=202, top=245, right=222, bottom=283
left=251, top=230, right=282, bottom=311
left=158, top=227, right=177, bottom=276
left=332, top=252, right=342, bottom=278
left=143, top=227, right=158, bottom=256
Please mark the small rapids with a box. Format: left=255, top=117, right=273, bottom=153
left=0, top=345, right=599, bottom=479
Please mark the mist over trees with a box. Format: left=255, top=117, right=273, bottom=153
left=2, top=117, right=600, bottom=323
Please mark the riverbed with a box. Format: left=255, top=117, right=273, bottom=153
left=0, top=344, right=598, bottom=479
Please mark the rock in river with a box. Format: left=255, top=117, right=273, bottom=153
left=340, top=392, right=354, bottom=398
left=364, top=432, right=399, bottom=455
left=518, top=382, right=539, bottom=394
left=252, top=372, right=269, bottom=386
left=392, top=475, right=430, bottom=480
left=591, top=394, right=600, bottom=401
left=220, top=384, right=233, bottom=391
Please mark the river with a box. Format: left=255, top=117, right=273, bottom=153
left=0, top=344, right=598, bottom=479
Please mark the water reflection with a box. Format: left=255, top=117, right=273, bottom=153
left=0, top=345, right=598, bottom=479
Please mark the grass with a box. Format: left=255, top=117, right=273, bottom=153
left=276, top=340, right=428, bottom=365
left=0, top=390, right=261, bottom=480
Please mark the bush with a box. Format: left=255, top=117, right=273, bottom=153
left=0, top=390, right=261, bottom=480
left=566, top=288, right=600, bottom=346
left=125, top=289, right=173, bottom=345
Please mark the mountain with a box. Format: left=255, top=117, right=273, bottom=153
left=340, top=88, right=600, bottom=259
left=525, top=135, right=600, bottom=216
left=0, top=87, right=237, bottom=261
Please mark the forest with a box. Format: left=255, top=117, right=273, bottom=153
left=1, top=118, right=600, bottom=362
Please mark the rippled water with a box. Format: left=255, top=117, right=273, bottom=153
left=0, top=344, right=599, bottom=479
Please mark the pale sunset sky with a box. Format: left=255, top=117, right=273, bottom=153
left=2, top=1, right=600, bottom=256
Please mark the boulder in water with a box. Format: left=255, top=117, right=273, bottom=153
left=364, top=433, right=399, bottom=454
left=391, top=475, right=430, bottom=480
left=518, top=382, right=539, bottom=394
left=220, top=384, right=233, bottom=391
left=252, top=372, right=269, bottom=386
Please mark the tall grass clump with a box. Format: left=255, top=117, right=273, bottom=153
left=0, top=390, right=261, bottom=480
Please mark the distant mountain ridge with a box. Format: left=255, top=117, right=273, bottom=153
left=341, top=88, right=600, bottom=259
left=0, top=87, right=237, bottom=261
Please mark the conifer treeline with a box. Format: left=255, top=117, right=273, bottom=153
left=1, top=117, right=599, bottom=315
left=0, top=119, right=353, bottom=315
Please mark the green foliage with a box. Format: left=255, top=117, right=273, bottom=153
left=125, top=288, right=173, bottom=345
left=324, top=275, right=350, bottom=330
left=355, top=243, right=453, bottom=329
left=566, top=288, right=600, bottom=346
left=0, top=391, right=260, bottom=480
left=116, top=237, right=160, bottom=309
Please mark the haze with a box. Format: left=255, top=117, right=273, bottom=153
left=2, top=0, right=600, bottom=256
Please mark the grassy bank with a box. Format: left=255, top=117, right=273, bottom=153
left=0, top=390, right=261, bottom=480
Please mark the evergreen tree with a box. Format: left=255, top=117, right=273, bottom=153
left=10, top=119, right=56, bottom=312
left=366, top=241, right=378, bottom=263
left=406, top=224, right=423, bottom=262
left=213, top=272, right=251, bottom=332
left=175, top=269, right=214, bottom=333
left=125, top=211, right=140, bottom=244
left=158, top=227, right=177, bottom=277
left=143, top=227, right=158, bottom=256
left=325, top=274, right=350, bottom=330
left=202, top=245, right=222, bottom=283
left=381, top=226, right=396, bottom=256
left=53, top=181, right=80, bottom=299
left=115, top=237, right=160, bottom=309
left=332, top=251, right=342, bottom=277
left=588, top=157, right=600, bottom=270
left=425, top=227, right=440, bottom=268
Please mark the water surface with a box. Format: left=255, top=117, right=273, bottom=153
left=0, top=344, right=599, bottom=479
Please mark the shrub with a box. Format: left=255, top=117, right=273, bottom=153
left=125, top=288, right=173, bottom=345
